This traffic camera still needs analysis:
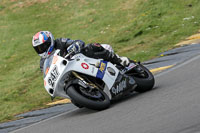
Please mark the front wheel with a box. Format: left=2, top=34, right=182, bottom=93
left=131, top=64, right=155, bottom=93
left=67, top=86, right=110, bottom=110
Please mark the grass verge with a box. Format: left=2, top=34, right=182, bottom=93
left=0, top=0, right=200, bottom=123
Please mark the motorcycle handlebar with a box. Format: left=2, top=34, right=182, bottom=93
left=64, top=47, right=86, bottom=59
left=64, top=52, right=73, bottom=59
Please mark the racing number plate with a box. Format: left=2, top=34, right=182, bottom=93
left=48, top=66, right=60, bottom=88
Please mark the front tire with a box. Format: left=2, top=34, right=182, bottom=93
left=67, top=86, right=110, bottom=110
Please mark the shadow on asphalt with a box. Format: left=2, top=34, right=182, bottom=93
left=63, top=86, right=161, bottom=118
left=110, top=86, right=160, bottom=107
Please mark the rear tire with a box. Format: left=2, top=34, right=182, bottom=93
left=133, top=65, right=155, bottom=93
left=67, top=86, right=110, bottom=110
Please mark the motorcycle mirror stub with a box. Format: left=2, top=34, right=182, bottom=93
left=62, top=60, right=67, bottom=65
left=49, top=88, right=54, bottom=94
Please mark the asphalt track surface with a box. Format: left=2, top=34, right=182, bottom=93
left=12, top=55, right=200, bottom=133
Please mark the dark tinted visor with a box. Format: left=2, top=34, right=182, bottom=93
left=34, top=38, right=51, bottom=54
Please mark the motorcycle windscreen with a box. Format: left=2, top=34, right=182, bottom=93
left=43, top=54, right=54, bottom=78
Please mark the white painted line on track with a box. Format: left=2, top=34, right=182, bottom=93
left=10, top=107, right=78, bottom=133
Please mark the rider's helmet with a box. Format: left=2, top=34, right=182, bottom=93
left=32, top=31, right=55, bottom=58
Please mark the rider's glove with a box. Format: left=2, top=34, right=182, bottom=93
left=120, top=57, right=130, bottom=67
left=67, top=41, right=84, bottom=54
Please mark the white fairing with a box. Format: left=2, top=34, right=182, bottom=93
left=44, top=50, right=119, bottom=100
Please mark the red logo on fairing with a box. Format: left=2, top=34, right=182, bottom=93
left=81, top=63, right=89, bottom=69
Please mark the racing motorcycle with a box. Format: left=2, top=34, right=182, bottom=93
left=43, top=49, right=155, bottom=110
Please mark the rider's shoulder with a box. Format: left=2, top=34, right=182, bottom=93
left=55, top=38, right=70, bottom=43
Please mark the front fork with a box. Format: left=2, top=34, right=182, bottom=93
left=71, top=71, right=108, bottom=100
left=71, top=71, right=98, bottom=89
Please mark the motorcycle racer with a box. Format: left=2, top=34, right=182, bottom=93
left=32, top=31, right=130, bottom=72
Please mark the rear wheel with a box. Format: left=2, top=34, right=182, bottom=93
left=67, top=86, right=110, bottom=110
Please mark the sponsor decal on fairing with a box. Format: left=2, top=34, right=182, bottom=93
left=111, top=79, right=127, bottom=95
left=81, top=63, right=89, bottom=69
left=48, top=66, right=60, bottom=88
left=96, top=60, right=107, bottom=79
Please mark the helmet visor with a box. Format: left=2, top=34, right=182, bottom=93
left=34, top=38, right=51, bottom=54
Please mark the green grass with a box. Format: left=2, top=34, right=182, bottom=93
left=0, top=0, right=200, bottom=123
